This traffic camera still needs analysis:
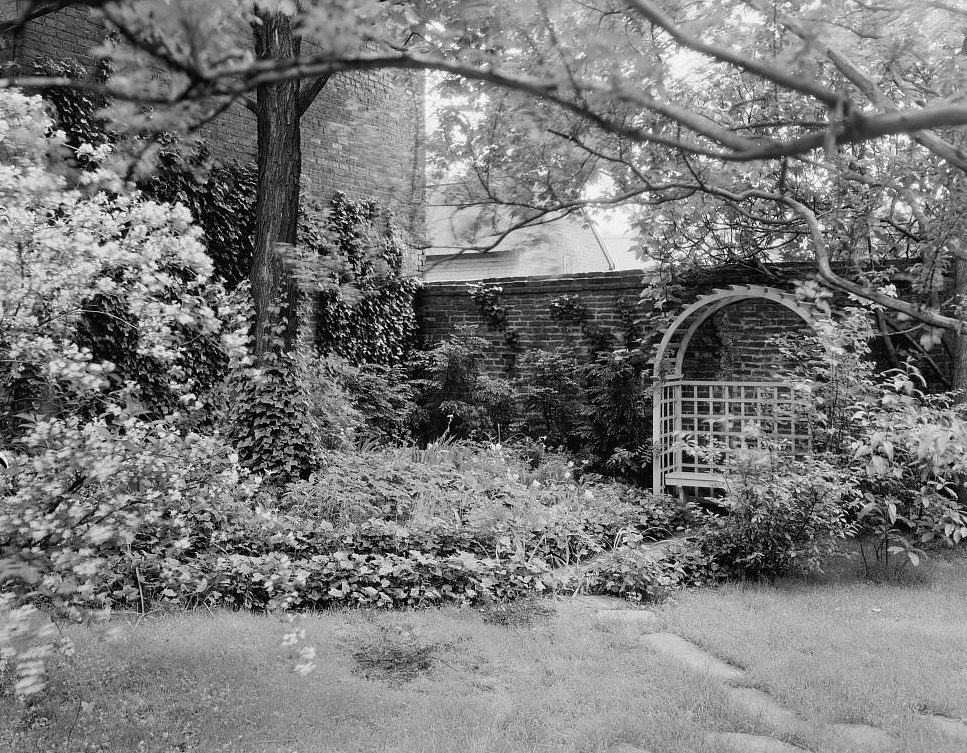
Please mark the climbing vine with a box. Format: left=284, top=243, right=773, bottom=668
left=467, top=282, right=521, bottom=349
left=548, top=292, right=613, bottom=354
left=548, top=293, right=588, bottom=323
left=311, top=193, right=421, bottom=366
left=141, top=143, right=258, bottom=288
left=28, top=57, right=111, bottom=155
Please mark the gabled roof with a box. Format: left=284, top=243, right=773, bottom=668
left=423, top=193, right=617, bottom=281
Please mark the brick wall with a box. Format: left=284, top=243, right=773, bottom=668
left=416, top=270, right=649, bottom=374
left=1, top=3, right=426, bottom=248
left=415, top=264, right=911, bottom=380
left=682, top=300, right=810, bottom=380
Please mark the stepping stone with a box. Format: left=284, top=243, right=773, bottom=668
left=830, top=722, right=899, bottom=750
left=705, top=732, right=808, bottom=753
left=638, top=632, right=746, bottom=683
left=595, top=609, right=660, bottom=629
left=726, top=686, right=805, bottom=734
left=920, top=714, right=967, bottom=742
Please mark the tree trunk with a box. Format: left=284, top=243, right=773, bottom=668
left=952, top=256, right=967, bottom=397
left=251, top=11, right=302, bottom=359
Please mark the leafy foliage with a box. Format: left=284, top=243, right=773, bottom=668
left=141, top=144, right=258, bottom=288
left=578, top=350, right=653, bottom=482
left=584, top=547, right=685, bottom=604
left=849, top=367, right=967, bottom=574
left=223, top=358, right=324, bottom=486
left=467, top=282, right=521, bottom=348
left=311, top=193, right=420, bottom=366
left=700, top=450, right=856, bottom=580
left=548, top=292, right=615, bottom=354
left=27, top=58, right=111, bottom=156
left=468, top=282, right=512, bottom=331
left=409, top=327, right=516, bottom=442
left=513, top=349, right=584, bottom=448
left=701, top=305, right=967, bottom=578
left=0, top=92, right=248, bottom=695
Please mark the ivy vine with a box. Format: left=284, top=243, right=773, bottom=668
left=141, top=143, right=258, bottom=288
left=549, top=292, right=613, bottom=354
left=29, top=57, right=111, bottom=155
left=467, top=282, right=521, bottom=348
left=549, top=293, right=589, bottom=324
left=311, top=193, right=421, bottom=366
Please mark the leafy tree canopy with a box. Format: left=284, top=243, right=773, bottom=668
left=3, top=1, right=967, bottom=360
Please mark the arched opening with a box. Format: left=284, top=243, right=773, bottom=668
left=652, top=285, right=816, bottom=496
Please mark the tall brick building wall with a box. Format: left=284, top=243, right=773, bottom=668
left=0, top=2, right=426, bottom=245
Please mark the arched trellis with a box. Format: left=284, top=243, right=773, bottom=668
left=652, top=285, right=817, bottom=496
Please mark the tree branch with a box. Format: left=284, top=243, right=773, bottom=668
left=623, top=0, right=844, bottom=107
left=297, top=73, right=330, bottom=116
left=0, top=0, right=107, bottom=37
left=755, top=0, right=967, bottom=171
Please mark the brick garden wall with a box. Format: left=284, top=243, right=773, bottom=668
left=1, top=3, right=426, bottom=250
left=682, top=300, right=811, bottom=381
left=415, top=266, right=832, bottom=378
left=415, top=270, right=648, bottom=374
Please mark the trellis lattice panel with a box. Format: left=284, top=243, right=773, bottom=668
left=654, top=380, right=812, bottom=490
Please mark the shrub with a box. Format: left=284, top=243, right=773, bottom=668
left=1, top=412, right=259, bottom=693
left=773, top=306, right=967, bottom=572
left=513, top=349, right=585, bottom=448
left=333, top=361, right=415, bottom=444
left=849, top=366, right=967, bottom=572
left=0, top=91, right=249, bottom=696
left=584, top=545, right=684, bottom=603
left=699, top=449, right=855, bottom=579
left=578, top=349, right=653, bottom=482
left=409, top=327, right=516, bottom=442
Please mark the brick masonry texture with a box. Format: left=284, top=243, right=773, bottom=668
left=416, top=270, right=648, bottom=374
left=415, top=262, right=944, bottom=381
left=2, top=3, right=426, bottom=250
left=682, top=300, right=810, bottom=381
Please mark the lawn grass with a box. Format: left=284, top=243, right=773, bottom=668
left=2, top=598, right=723, bottom=753
left=3, top=549, right=965, bottom=753
left=659, top=546, right=967, bottom=753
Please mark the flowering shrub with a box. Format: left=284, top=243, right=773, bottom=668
left=0, top=91, right=243, bottom=433
left=0, top=90, right=248, bottom=696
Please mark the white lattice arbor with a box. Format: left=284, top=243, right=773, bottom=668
left=652, top=285, right=816, bottom=496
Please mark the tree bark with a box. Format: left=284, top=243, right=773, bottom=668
left=952, top=256, right=967, bottom=397
left=251, top=11, right=302, bottom=359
